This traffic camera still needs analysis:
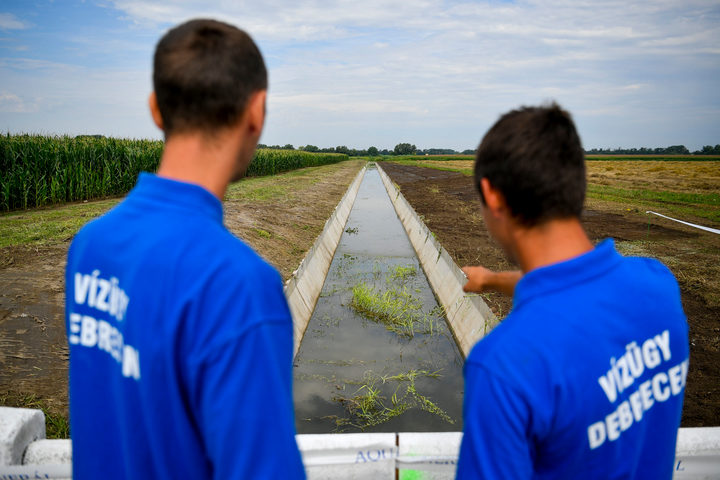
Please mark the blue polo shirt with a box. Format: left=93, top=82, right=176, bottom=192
left=457, top=239, right=688, bottom=479
left=66, top=173, right=305, bottom=479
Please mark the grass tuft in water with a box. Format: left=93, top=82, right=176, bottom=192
left=350, top=281, right=440, bottom=338
left=328, top=369, right=454, bottom=431
left=388, top=263, right=417, bottom=283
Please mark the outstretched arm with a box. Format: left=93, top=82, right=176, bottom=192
left=462, top=266, right=522, bottom=297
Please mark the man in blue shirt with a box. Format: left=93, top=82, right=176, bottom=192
left=65, top=19, right=305, bottom=478
left=457, top=104, right=688, bottom=478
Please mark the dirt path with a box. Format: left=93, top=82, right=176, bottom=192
left=0, top=160, right=365, bottom=423
left=379, top=161, right=720, bottom=427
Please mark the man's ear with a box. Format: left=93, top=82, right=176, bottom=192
left=246, top=90, right=266, bottom=137
left=480, top=178, right=507, bottom=216
left=148, top=92, right=164, bottom=131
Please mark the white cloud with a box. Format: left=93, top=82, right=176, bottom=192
left=0, top=13, right=30, bottom=30
left=0, top=92, right=38, bottom=113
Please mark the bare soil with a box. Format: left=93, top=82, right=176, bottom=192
left=0, top=160, right=365, bottom=424
left=379, top=161, right=720, bottom=428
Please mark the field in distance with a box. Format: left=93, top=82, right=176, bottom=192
left=391, top=157, right=720, bottom=224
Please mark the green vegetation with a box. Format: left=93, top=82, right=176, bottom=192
left=0, top=198, right=119, bottom=248
left=1, top=134, right=162, bottom=211
left=328, top=369, right=454, bottom=431
left=392, top=154, right=474, bottom=162
left=350, top=262, right=442, bottom=339
left=587, top=184, right=720, bottom=223
left=0, top=160, right=365, bottom=248
left=388, top=263, right=417, bottom=282
left=0, top=134, right=348, bottom=211
left=253, top=228, right=272, bottom=238
left=350, top=282, right=440, bottom=338
left=246, top=148, right=349, bottom=177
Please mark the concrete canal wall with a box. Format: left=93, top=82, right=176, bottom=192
left=284, top=165, right=366, bottom=358
left=376, top=164, right=498, bottom=357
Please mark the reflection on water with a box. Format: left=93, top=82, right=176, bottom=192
left=293, top=166, right=464, bottom=433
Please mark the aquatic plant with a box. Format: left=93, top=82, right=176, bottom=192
left=388, top=263, right=417, bottom=283
left=350, top=281, right=440, bottom=338
left=329, top=369, right=454, bottom=431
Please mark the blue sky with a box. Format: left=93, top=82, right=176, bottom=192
left=1, top=0, right=718, bottom=151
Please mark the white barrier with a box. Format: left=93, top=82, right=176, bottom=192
left=2, top=410, right=718, bottom=480
left=647, top=211, right=720, bottom=235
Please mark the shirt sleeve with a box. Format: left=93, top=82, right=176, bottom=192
left=193, top=320, right=306, bottom=479
left=456, top=362, right=534, bottom=479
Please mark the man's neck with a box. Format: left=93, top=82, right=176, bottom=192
left=512, top=217, right=593, bottom=273
left=156, top=131, right=242, bottom=200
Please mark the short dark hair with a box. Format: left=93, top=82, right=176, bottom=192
left=474, top=103, right=586, bottom=227
left=153, top=19, right=267, bottom=137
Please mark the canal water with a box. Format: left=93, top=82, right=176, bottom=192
left=293, top=165, right=464, bottom=434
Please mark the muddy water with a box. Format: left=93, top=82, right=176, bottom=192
left=293, top=166, right=464, bottom=433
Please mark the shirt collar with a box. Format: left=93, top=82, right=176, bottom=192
left=513, top=239, right=621, bottom=309
left=129, top=172, right=223, bottom=224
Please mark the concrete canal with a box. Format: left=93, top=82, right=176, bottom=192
left=293, top=165, right=464, bottom=434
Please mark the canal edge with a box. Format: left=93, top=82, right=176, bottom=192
left=376, top=163, right=498, bottom=358
left=284, top=164, right=367, bottom=358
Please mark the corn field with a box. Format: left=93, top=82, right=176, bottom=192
left=0, top=134, right=348, bottom=211
left=246, top=148, right=348, bottom=177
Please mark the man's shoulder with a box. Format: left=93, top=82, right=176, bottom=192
left=204, top=227, right=279, bottom=279
left=616, top=253, right=677, bottom=285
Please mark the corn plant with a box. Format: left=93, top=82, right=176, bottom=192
left=0, top=134, right=349, bottom=211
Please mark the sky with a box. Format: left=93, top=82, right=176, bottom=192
left=0, top=1, right=718, bottom=151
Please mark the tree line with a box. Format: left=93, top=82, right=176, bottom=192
left=257, top=143, right=475, bottom=157
left=586, top=145, right=720, bottom=155
left=258, top=143, right=720, bottom=157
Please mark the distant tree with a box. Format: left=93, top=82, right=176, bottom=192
left=695, top=144, right=720, bottom=155
left=664, top=145, right=690, bottom=155
left=367, top=146, right=379, bottom=156
left=380, top=148, right=392, bottom=155
left=461, top=149, right=475, bottom=155
left=257, top=143, right=268, bottom=149
left=300, top=145, right=319, bottom=152
left=283, top=144, right=295, bottom=150
left=423, top=148, right=458, bottom=155
left=585, top=145, right=694, bottom=155
left=393, top=143, right=417, bottom=155
left=335, top=145, right=350, bottom=155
